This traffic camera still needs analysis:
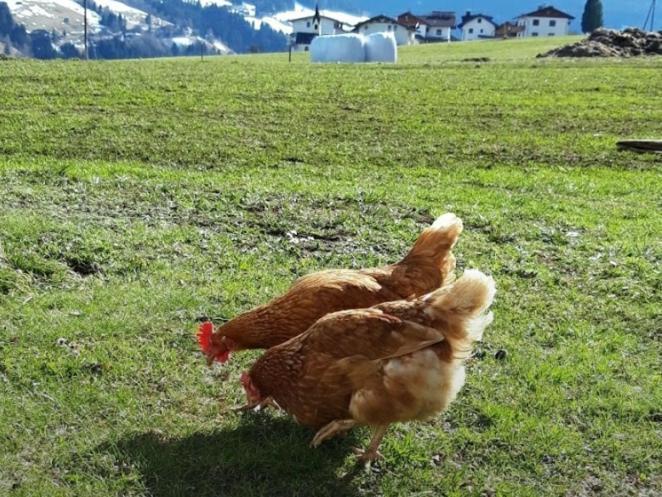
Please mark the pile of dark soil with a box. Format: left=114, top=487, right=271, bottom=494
left=538, top=28, right=662, bottom=58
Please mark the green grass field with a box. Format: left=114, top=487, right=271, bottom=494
left=1, top=37, right=661, bottom=496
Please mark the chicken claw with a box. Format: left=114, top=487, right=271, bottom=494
left=230, top=396, right=279, bottom=413
left=310, top=419, right=357, bottom=448
left=353, top=424, right=389, bottom=467
left=352, top=446, right=384, bottom=463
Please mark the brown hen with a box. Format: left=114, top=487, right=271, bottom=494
left=241, top=270, right=496, bottom=462
left=202, top=213, right=463, bottom=365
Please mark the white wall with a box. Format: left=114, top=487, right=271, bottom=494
left=291, top=16, right=347, bottom=52
left=291, top=17, right=341, bottom=35
left=357, top=22, right=413, bottom=46
left=426, top=26, right=452, bottom=41
left=517, top=17, right=571, bottom=37
left=416, top=24, right=428, bottom=39
left=462, top=17, right=496, bottom=40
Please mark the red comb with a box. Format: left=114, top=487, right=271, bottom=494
left=197, top=321, right=214, bottom=353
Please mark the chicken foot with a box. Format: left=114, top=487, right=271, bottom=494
left=310, top=419, right=358, bottom=448
left=231, top=396, right=279, bottom=413
left=354, top=424, right=389, bottom=464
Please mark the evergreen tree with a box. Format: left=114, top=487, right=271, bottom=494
left=10, top=24, right=28, bottom=47
left=0, top=2, right=12, bottom=35
left=30, top=30, right=57, bottom=59
left=581, top=0, right=604, bottom=33
left=60, top=42, right=80, bottom=58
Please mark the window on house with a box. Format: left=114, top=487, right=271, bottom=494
left=549, top=20, right=556, bottom=27
left=468, top=28, right=473, bottom=34
left=387, top=25, right=392, bottom=30
left=532, top=19, right=540, bottom=26
left=364, top=26, right=368, bottom=31
left=436, top=28, right=441, bottom=35
left=480, top=29, right=483, bottom=33
left=478, top=18, right=482, bottom=23
left=306, top=21, right=310, bottom=27
left=548, top=33, right=555, bottom=36
left=532, top=32, right=539, bottom=36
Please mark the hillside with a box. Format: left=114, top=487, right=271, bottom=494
left=1, top=38, right=660, bottom=497
left=0, top=0, right=288, bottom=58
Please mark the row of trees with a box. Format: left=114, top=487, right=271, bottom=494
left=0, top=3, right=65, bottom=58
left=0, top=2, right=28, bottom=53
left=143, top=0, right=287, bottom=53
left=84, top=0, right=128, bottom=33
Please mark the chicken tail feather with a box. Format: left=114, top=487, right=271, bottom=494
left=400, top=213, right=463, bottom=268
left=424, top=269, right=496, bottom=347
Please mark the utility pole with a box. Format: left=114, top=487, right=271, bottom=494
left=83, top=0, right=88, bottom=59
left=643, top=0, right=656, bottom=31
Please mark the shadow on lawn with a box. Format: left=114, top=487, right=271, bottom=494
left=100, top=414, right=365, bottom=497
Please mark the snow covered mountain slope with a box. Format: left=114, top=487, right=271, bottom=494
left=4, top=0, right=100, bottom=38
left=92, top=0, right=170, bottom=29
left=4, top=0, right=169, bottom=40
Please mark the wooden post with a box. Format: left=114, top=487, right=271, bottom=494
left=83, top=0, right=88, bottom=59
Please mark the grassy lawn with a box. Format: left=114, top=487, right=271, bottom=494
left=0, top=37, right=661, bottom=496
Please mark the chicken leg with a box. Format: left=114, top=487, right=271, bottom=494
left=310, top=419, right=358, bottom=448
left=354, top=424, right=389, bottom=463
left=231, top=396, right=279, bottom=413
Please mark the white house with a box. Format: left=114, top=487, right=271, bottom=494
left=353, top=15, right=415, bottom=46
left=289, top=7, right=354, bottom=51
left=420, top=11, right=455, bottom=41
left=516, top=5, right=574, bottom=37
left=397, top=11, right=455, bottom=42
left=459, top=13, right=496, bottom=41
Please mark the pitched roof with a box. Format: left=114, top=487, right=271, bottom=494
left=353, top=15, right=413, bottom=31
left=458, top=13, right=496, bottom=29
left=517, top=5, right=574, bottom=20
left=397, top=12, right=426, bottom=28
left=288, top=13, right=346, bottom=23
left=419, top=11, right=456, bottom=28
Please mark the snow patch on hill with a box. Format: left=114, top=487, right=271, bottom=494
left=171, top=34, right=233, bottom=54
left=4, top=0, right=101, bottom=37
left=4, top=0, right=170, bottom=41
left=92, top=0, right=170, bottom=29
left=195, top=0, right=232, bottom=7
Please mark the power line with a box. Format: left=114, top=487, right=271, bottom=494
left=643, top=0, right=656, bottom=31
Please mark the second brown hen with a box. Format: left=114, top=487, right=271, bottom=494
left=240, top=270, right=496, bottom=462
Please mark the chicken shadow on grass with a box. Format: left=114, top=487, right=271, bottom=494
left=97, top=414, right=367, bottom=497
